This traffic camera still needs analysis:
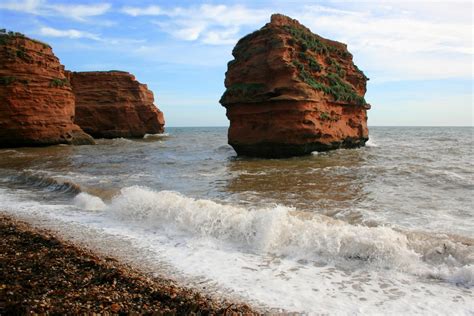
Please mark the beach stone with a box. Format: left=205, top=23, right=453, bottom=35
left=110, top=303, right=121, bottom=312
left=220, top=14, right=371, bottom=158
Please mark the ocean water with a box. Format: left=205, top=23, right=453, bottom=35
left=0, top=126, right=473, bottom=314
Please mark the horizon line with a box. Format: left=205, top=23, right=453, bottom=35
left=164, top=125, right=474, bottom=128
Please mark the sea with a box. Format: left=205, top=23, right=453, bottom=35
left=0, top=126, right=473, bottom=314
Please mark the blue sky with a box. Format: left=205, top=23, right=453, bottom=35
left=1, top=0, right=472, bottom=126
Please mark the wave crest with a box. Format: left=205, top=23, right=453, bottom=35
left=107, top=186, right=422, bottom=269
left=9, top=171, right=82, bottom=195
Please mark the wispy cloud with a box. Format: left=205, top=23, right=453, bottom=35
left=120, top=1, right=472, bottom=80
left=0, top=0, right=40, bottom=14
left=0, top=0, right=111, bottom=21
left=2, top=1, right=471, bottom=81
left=294, top=2, right=472, bottom=81
left=39, top=26, right=100, bottom=40
left=298, top=4, right=472, bottom=55
left=123, top=4, right=269, bottom=45
left=47, top=3, right=111, bottom=21
left=121, top=5, right=162, bottom=17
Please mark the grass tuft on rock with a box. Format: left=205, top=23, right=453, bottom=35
left=50, top=78, right=70, bottom=88
left=286, top=24, right=366, bottom=106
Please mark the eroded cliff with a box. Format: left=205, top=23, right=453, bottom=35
left=0, top=31, right=94, bottom=147
left=69, top=71, right=165, bottom=138
left=220, top=14, right=371, bottom=157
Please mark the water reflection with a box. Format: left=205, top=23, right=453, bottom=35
left=1, top=126, right=472, bottom=236
left=0, top=134, right=374, bottom=224
left=0, top=145, right=77, bottom=171
left=222, top=149, right=372, bottom=222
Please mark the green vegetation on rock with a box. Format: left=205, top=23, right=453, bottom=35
left=319, top=111, right=340, bottom=122
left=283, top=25, right=350, bottom=58
left=327, top=59, right=345, bottom=78
left=222, top=20, right=367, bottom=106
left=298, top=52, right=321, bottom=72
left=294, top=62, right=366, bottom=106
left=284, top=25, right=328, bottom=54
left=320, top=112, right=331, bottom=120
left=324, top=73, right=366, bottom=105
left=0, top=76, right=16, bottom=85
left=0, top=76, right=28, bottom=86
left=50, top=78, right=70, bottom=88
left=285, top=24, right=366, bottom=106
left=0, top=28, right=51, bottom=48
left=220, top=83, right=266, bottom=103
left=16, top=48, right=30, bottom=61
left=235, top=46, right=266, bottom=61
left=354, top=64, right=369, bottom=80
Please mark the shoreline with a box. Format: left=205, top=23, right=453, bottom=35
left=0, top=214, right=257, bottom=314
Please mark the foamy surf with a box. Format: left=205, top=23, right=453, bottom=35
left=73, top=192, right=106, bottom=211
left=108, top=187, right=420, bottom=266
left=74, top=186, right=473, bottom=287
left=365, top=139, right=378, bottom=147
left=0, top=186, right=472, bottom=314
left=0, top=126, right=472, bottom=314
left=143, top=133, right=170, bottom=139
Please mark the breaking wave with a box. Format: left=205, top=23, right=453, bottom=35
left=365, top=139, right=378, bottom=147
left=94, top=186, right=473, bottom=286
left=74, top=192, right=106, bottom=211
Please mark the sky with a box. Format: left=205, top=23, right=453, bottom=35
left=0, top=0, right=472, bottom=127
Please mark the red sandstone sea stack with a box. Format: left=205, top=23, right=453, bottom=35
left=69, top=71, right=165, bottom=139
left=220, top=14, right=371, bottom=158
left=0, top=31, right=94, bottom=147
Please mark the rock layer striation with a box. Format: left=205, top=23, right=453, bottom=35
left=220, top=14, right=371, bottom=158
left=0, top=31, right=94, bottom=147
left=69, top=71, right=165, bottom=138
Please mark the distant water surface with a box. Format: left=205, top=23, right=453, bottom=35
left=0, top=127, right=473, bottom=314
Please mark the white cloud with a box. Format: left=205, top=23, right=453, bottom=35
left=0, top=0, right=111, bottom=21
left=121, top=2, right=472, bottom=79
left=123, top=4, right=269, bottom=45
left=121, top=5, right=162, bottom=17
left=297, top=4, right=472, bottom=55
left=4, top=1, right=470, bottom=81
left=290, top=2, right=473, bottom=81
left=39, top=26, right=100, bottom=40
left=0, top=0, right=41, bottom=14
left=48, top=3, right=111, bottom=21
left=202, top=27, right=240, bottom=45
left=173, top=25, right=206, bottom=41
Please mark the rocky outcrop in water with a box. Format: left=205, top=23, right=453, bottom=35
left=69, top=71, right=165, bottom=138
left=0, top=31, right=94, bottom=147
left=220, top=14, right=371, bottom=158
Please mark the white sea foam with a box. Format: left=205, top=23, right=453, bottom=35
left=73, top=192, right=106, bottom=211
left=144, top=133, right=170, bottom=139
left=366, top=139, right=378, bottom=147
left=1, top=187, right=473, bottom=314
left=445, top=264, right=474, bottom=286
left=106, top=186, right=473, bottom=284
left=108, top=187, right=418, bottom=265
